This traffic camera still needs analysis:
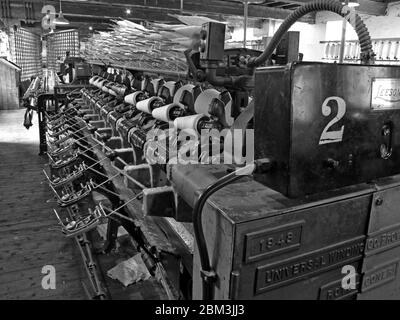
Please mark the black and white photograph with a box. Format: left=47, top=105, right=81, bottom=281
left=0, top=0, right=400, bottom=308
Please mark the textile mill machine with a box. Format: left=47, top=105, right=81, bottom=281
left=39, top=0, right=400, bottom=300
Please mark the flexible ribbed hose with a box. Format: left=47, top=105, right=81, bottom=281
left=248, top=0, right=375, bottom=67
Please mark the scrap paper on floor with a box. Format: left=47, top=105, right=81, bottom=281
left=107, top=253, right=151, bottom=287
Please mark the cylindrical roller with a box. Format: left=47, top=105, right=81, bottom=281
left=349, top=43, right=353, bottom=59
left=115, top=117, right=129, bottom=144
left=324, top=43, right=330, bottom=59
left=329, top=43, right=335, bottom=59
left=129, top=127, right=148, bottom=149
left=117, top=118, right=136, bottom=146
left=151, top=78, right=164, bottom=95
left=97, top=79, right=108, bottom=89
left=393, top=41, right=400, bottom=60
left=107, top=110, right=124, bottom=135
left=173, top=84, right=196, bottom=105
left=109, top=83, right=127, bottom=96
left=334, top=42, right=340, bottom=59
left=349, top=43, right=355, bottom=59
left=173, top=114, right=207, bottom=132
left=92, top=77, right=102, bottom=87
left=140, top=78, right=149, bottom=92
left=194, top=89, right=219, bottom=115
left=389, top=41, right=397, bottom=60
left=136, top=96, right=163, bottom=114
left=90, top=76, right=97, bottom=85
left=115, top=103, right=131, bottom=114
left=378, top=41, right=384, bottom=60
left=194, top=89, right=233, bottom=126
left=102, top=79, right=112, bottom=87
left=95, top=100, right=105, bottom=112
left=372, top=41, right=379, bottom=56
left=125, top=91, right=145, bottom=106
left=381, top=41, right=388, bottom=60
left=95, top=78, right=105, bottom=88
left=344, top=43, right=351, bottom=59
left=354, top=43, right=360, bottom=59
left=89, top=76, right=99, bottom=85
left=100, top=101, right=117, bottom=119
left=131, top=77, right=143, bottom=91
left=101, top=86, right=109, bottom=94
left=162, top=81, right=178, bottom=97
left=152, top=103, right=185, bottom=122
left=386, top=41, right=392, bottom=60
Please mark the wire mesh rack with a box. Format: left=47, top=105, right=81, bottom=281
left=45, top=29, right=80, bottom=72
left=11, top=27, right=42, bottom=81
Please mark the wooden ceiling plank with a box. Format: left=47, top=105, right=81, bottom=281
left=6, top=0, right=316, bottom=25
left=265, top=2, right=288, bottom=8
left=280, top=4, right=301, bottom=9
left=255, top=0, right=388, bottom=15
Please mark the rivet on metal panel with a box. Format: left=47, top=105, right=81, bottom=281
left=375, top=197, right=384, bottom=206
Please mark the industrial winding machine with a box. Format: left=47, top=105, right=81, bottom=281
left=28, top=0, right=400, bottom=300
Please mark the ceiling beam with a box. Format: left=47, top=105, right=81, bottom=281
left=259, top=0, right=388, bottom=16
left=1, top=0, right=316, bottom=31
left=184, top=0, right=314, bottom=22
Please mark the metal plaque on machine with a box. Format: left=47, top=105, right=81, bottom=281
left=371, top=78, right=400, bottom=110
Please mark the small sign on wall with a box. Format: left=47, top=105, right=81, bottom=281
left=372, top=78, right=400, bottom=110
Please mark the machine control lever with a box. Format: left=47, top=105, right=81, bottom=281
left=380, top=123, right=393, bottom=160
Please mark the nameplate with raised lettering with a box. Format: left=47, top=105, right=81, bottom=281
left=255, top=236, right=365, bottom=294
left=361, top=259, right=399, bottom=292
left=365, top=223, right=400, bottom=255
left=372, top=78, right=400, bottom=110
left=319, top=277, right=360, bottom=300
left=244, top=221, right=304, bottom=263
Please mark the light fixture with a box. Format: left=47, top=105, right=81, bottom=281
left=89, top=26, right=93, bottom=31
left=342, top=0, right=359, bottom=7
left=126, top=9, right=131, bottom=15
left=348, top=1, right=360, bottom=7
left=54, top=0, right=70, bottom=25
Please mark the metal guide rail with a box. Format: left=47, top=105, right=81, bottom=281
left=39, top=64, right=247, bottom=298
left=42, top=95, right=192, bottom=299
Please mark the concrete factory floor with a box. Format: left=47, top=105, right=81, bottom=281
left=0, top=109, right=167, bottom=300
